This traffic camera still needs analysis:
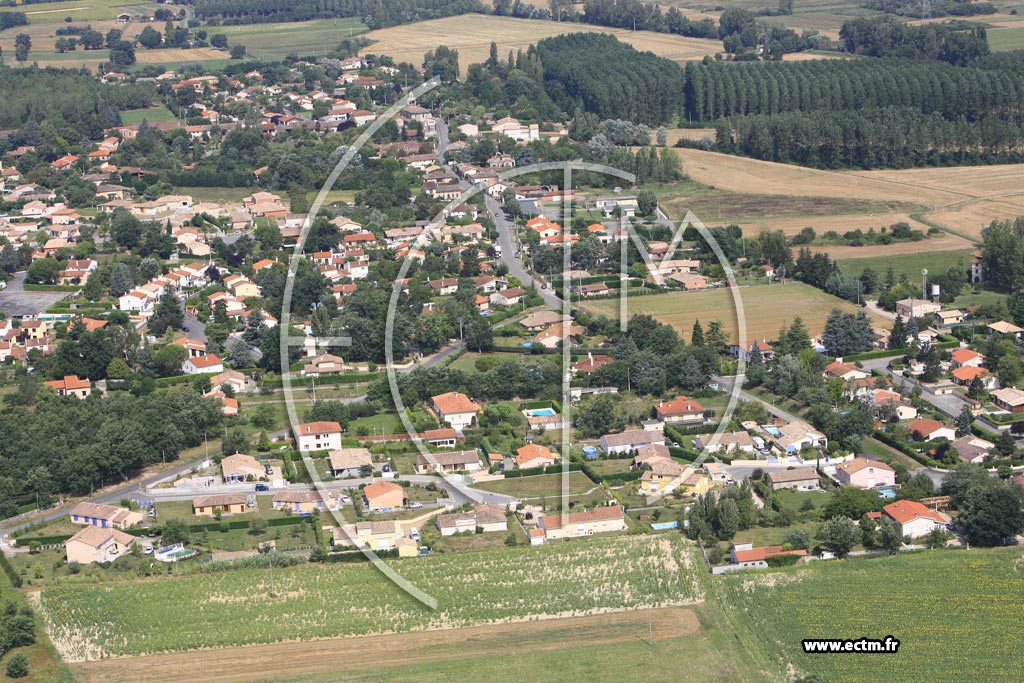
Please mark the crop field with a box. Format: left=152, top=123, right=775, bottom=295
left=218, top=18, right=368, bottom=61
left=359, top=15, right=723, bottom=74
left=474, top=471, right=597, bottom=498
left=717, top=548, right=1024, bottom=683
left=67, top=604, right=770, bottom=683
left=663, top=0, right=873, bottom=37
left=15, top=0, right=149, bottom=23
left=988, top=25, right=1024, bottom=52
left=834, top=248, right=974, bottom=281
left=119, top=106, right=177, bottom=125
left=37, top=535, right=701, bottom=661
left=673, top=149, right=1024, bottom=242
left=576, top=282, right=885, bottom=343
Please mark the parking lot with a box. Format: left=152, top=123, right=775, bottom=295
left=0, top=272, right=73, bottom=317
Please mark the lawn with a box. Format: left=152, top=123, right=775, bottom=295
left=716, top=547, right=1024, bottom=683
left=447, top=351, right=528, bottom=372
left=586, top=458, right=634, bottom=476
left=862, top=437, right=925, bottom=472
left=577, top=282, right=885, bottom=344
left=834, top=249, right=974, bottom=282
left=772, top=489, right=832, bottom=513
left=38, top=535, right=703, bottom=659
left=217, top=18, right=368, bottom=61
left=474, top=471, right=597, bottom=498
left=173, top=186, right=255, bottom=204
left=120, top=106, right=177, bottom=125
left=729, top=520, right=818, bottom=548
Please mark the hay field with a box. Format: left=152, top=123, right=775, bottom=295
left=575, top=282, right=884, bottom=342
left=218, top=18, right=368, bottom=61
left=360, top=15, right=723, bottom=73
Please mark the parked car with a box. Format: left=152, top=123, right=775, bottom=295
left=255, top=484, right=270, bottom=492
left=409, top=502, right=423, bottom=510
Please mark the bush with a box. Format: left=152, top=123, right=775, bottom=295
left=5, top=653, right=28, bottom=678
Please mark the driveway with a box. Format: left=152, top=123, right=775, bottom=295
left=0, top=271, right=73, bottom=317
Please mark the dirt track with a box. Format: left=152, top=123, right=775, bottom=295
left=71, top=607, right=699, bottom=683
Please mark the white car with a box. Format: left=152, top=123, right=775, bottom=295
left=409, top=502, right=423, bottom=510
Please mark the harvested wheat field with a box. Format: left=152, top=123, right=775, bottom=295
left=361, top=15, right=722, bottom=74
left=134, top=47, right=229, bottom=63
left=70, top=607, right=701, bottom=683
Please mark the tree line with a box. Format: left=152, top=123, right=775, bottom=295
left=714, top=106, right=1024, bottom=169
left=192, top=0, right=484, bottom=29
left=839, top=15, right=989, bottom=65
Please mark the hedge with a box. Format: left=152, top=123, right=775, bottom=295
left=263, top=373, right=375, bottom=389
left=502, top=462, right=585, bottom=479
left=873, top=430, right=941, bottom=468
left=971, top=423, right=1002, bottom=442
left=579, top=461, right=643, bottom=486
left=0, top=552, right=23, bottom=587
left=845, top=336, right=958, bottom=362
left=323, top=548, right=399, bottom=562
left=23, top=284, right=81, bottom=292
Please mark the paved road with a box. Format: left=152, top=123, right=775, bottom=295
left=0, top=271, right=73, bottom=317
left=184, top=310, right=208, bottom=343
left=435, top=118, right=562, bottom=311
left=712, top=374, right=806, bottom=425
left=859, top=357, right=973, bottom=420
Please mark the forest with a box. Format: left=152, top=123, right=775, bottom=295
left=839, top=16, right=989, bottom=65
left=0, top=387, right=223, bottom=515
left=681, top=58, right=1024, bottom=124
left=192, top=0, right=484, bottom=28
left=0, top=68, right=154, bottom=150
left=533, top=33, right=684, bottom=126
left=862, top=0, right=997, bottom=18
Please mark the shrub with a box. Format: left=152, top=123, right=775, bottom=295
left=5, top=653, right=28, bottom=678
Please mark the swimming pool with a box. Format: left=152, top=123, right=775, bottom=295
left=525, top=408, right=557, bottom=417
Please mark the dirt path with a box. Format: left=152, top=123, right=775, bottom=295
left=70, top=607, right=699, bottom=683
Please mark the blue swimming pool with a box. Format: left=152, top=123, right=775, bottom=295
left=526, top=408, right=557, bottom=417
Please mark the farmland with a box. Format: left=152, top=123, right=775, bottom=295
left=217, top=18, right=368, bottom=61
left=359, top=15, right=724, bottom=75
left=576, top=282, right=886, bottom=343
left=36, top=535, right=702, bottom=660
left=474, top=471, right=597, bottom=498
left=119, top=106, right=177, bottom=125
left=67, top=604, right=767, bottom=683
left=716, top=548, right=1024, bottom=683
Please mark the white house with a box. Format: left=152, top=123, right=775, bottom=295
left=294, top=421, right=343, bottom=451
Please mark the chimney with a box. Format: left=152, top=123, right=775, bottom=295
left=836, top=357, right=843, bottom=364
left=588, top=352, right=593, bottom=362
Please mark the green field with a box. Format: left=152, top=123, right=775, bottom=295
left=862, top=436, right=925, bottom=471
left=988, top=26, right=1024, bottom=52
left=577, top=282, right=885, bottom=344
left=474, top=471, right=597, bottom=498
left=120, top=106, right=177, bottom=125
left=14, top=0, right=150, bottom=23
left=717, top=548, right=1024, bottom=683
left=217, top=18, right=368, bottom=61
left=38, top=535, right=701, bottom=659
left=835, top=249, right=973, bottom=281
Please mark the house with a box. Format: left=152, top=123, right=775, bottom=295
left=834, top=457, right=895, bottom=489
left=933, top=310, right=964, bottom=328
left=872, top=389, right=918, bottom=421
left=990, top=387, right=1024, bottom=413
left=489, top=287, right=526, bottom=307
left=883, top=499, right=950, bottom=538
left=895, top=299, right=941, bottom=319
left=44, top=375, right=91, bottom=398
left=294, top=421, right=343, bottom=451
left=951, top=434, right=995, bottom=464
left=423, top=428, right=461, bottom=449
left=210, top=369, right=251, bottom=394
left=534, top=322, right=584, bottom=349
left=436, top=504, right=508, bottom=536
left=363, top=481, right=406, bottom=512
left=950, top=348, right=984, bottom=369
left=653, top=396, right=705, bottom=425
left=600, top=428, right=665, bottom=455
left=519, top=310, right=571, bottom=331
left=823, top=360, right=869, bottom=381
left=271, top=490, right=340, bottom=514
left=516, top=443, right=555, bottom=470
left=538, top=505, right=626, bottom=540
left=730, top=543, right=807, bottom=569
left=328, top=448, right=373, bottom=477
left=951, top=365, right=997, bottom=390
left=302, top=353, right=346, bottom=377
left=414, top=449, right=481, bottom=474
left=909, top=418, right=956, bottom=442
left=986, top=321, right=1024, bottom=338
left=183, top=354, right=224, bottom=375
left=766, top=467, right=820, bottom=491
left=692, top=431, right=756, bottom=455
left=632, top=443, right=672, bottom=467
left=730, top=340, right=774, bottom=363
left=332, top=520, right=402, bottom=551
left=772, top=422, right=827, bottom=454
left=573, top=353, right=613, bottom=375
left=575, top=283, right=609, bottom=298
left=640, top=461, right=702, bottom=496
left=219, top=454, right=264, bottom=483
left=431, top=392, right=481, bottom=431
left=192, top=494, right=250, bottom=516
left=69, top=502, right=142, bottom=529
left=65, top=526, right=135, bottom=565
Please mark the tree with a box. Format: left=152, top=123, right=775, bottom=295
left=161, top=518, right=191, bottom=546
left=5, top=652, right=28, bottom=679
left=816, top=516, right=861, bottom=558
left=575, top=394, right=624, bottom=438
left=823, top=486, right=881, bottom=520
left=26, top=258, right=62, bottom=285
left=211, top=34, right=228, bottom=49
left=249, top=516, right=267, bottom=535
left=889, top=314, right=907, bottom=349
left=924, top=527, right=949, bottom=549
left=14, top=33, right=30, bottom=62
left=716, top=498, right=739, bottom=540
left=139, top=257, right=161, bottom=280
left=690, top=320, right=705, bottom=346
left=877, top=516, right=904, bottom=554
left=228, top=339, right=253, bottom=368
left=636, top=188, right=658, bottom=217
left=109, top=263, right=134, bottom=297
left=222, top=427, right=250, bottom=455
left=941, top=463, right=991, bottom=507
left=859, top=513, right=877, bottom=548
left=230, top=44, right=247, bottom=59
left=155, top=343, right=187, bottom=376
left=108, top=40, right=136, bottom=66
left=954, top=405, right=974, bottom=437
left=656, top=125, right=667, bottom=147
left=959, top=482, right=1024, bottom=546
left=137, top=25, right=162, bottom=49
left=149, top=289, right=184, bottom=337
left=782, top=526, right=810, bottom=550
